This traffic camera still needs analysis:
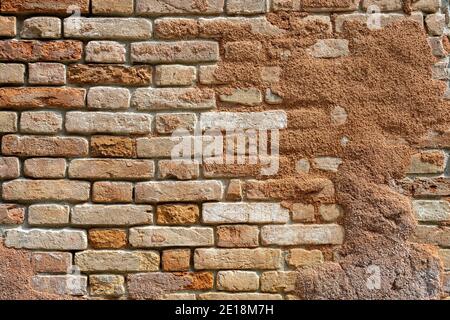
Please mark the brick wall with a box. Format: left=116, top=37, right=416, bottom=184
left=0, top=0, right=449, bottom=300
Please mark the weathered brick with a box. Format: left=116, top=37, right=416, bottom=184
left=286, top=249, right=324, bottom=268
left=0, top=0, right=90, bottom=15
left=65, top=112, right=152, bottom=135
left=199, top=292, right=282, bottom=300
left=160, top=293, right=197, bottom=300
left=426, top=13, right=446, bottom=36
left=292, top=203, right=315, bottom=222
left=67, top=64, right=152, bottom=86
left=219, top=88, right=262, bottom=106
left=260, top=271, right=297, bottom=293
left=129, top=226, right=214, bottom=247
left=319, top=204, right=343, bottom=222
left=201, top=111, right=287, bottom=130
left=32, top=275, right=87, bottom=296
left=154, top=18, right=200, bottom=39
left=28, top=63, right=66, bottom=85
left=0, top=63, right=25, bottom=84
left=32, top=252, right=72, bottom=273
left=399, top=177, right=450, bottom=197
left=155, top=113, right=197, bottom=134
left=0, top=112, right=17, bottom=133
left=85, top=41, right=127, bottom=63
left=226, top=179, right=242, bottom=201
left=413, top=225, right=450, bottom=247
left=261, top=224, right=344, bottom=245
left=361, top=0, right=402, bottom=11
left=88, top=229, right=127, bottom=249
left=199, top=65, right=225, bottom=84
left=440, top=249, right=450, bottom=270
left=217, top=271, right=259, bottom=292
left=92, top=0, right=134, bottom=16
left=0, top=88, right=85, bottom=110
left=132, top=88, right=215, bottom=110
left=21, top=17, right=61, bottom=39
left=131, top=41, right=219, bottom=63
left=156, top=204, right=199, bottom=225
left=28, top=204, right=70, bottom=226
left=136, top=0, right=224, bottom=16
left=194, top=248, right=281, bottom=270
left=307, top=39, right=349, bottom=58
left=75, top=250, right=159, bottom=272
left=90, top=275, right=125, bottom=297
left=135, top=180, right=223, bottom=202
left=2, top=135, right=88, bottom=157
left=72, top=204, right=153, bottom=226
left=407, top=150, right=446, bottom=174
left=216, top=225, right=259, bottom=248
left=5, top=229, right=87, bottom=250
left=0, top=16, right=16, bottom=37
left=0, top=204, right=25, bottom=225
left=158, top=160, right=199, bottom=180
left=93, top=181, right=133, bottom=203
left=69, top=159, right=154, bottom=180
left=202, top=202, right=289, bottom=224
left=411, top=0, right=440, bottom=13
left=64, top=18, right=152, bottom=40
left=20, top=111, right=63, bottom=134
left=91, top=136, right=136, bottom=158
left=2, top=180, right=90, bottom=202
left=162, top=249, right=191, bottom=271
left=281, top=0, right=358, bottom=12
left=88, top=87, right=130, bottom=110
left=0, top=157, right=20, bottom=180
left=0, top=40, right=82, bottom=62
left=137, top=136, right=193, bottom=158
left=155, top=65, right=197, bottom=86
left=227, top=0, right=267, bottom=14
left=412, top=200, right=450, bottom=222
left=312, top=157, right=343, bottom=172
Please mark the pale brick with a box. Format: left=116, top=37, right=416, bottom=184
left=312, top=157, right=343, bottom=172
left=307, top=39, right=349, bottom=58
left=131, top=41, right=219, bottom=63
left=219, top=88, right=262, bottom=106
left=158, top=160, right=200, bottom=180
left=287, top=249, right=324, bottom=268
left=411, top=0, right=440, bottom=13
left=137, top=136, right=194, bottom=158
left=261, top=224, right=344, bottom=245
left=156, top=113, right=197, bottom=134
left=0, top=157, right=20, bottom=180
left=92, top=0, right=134, bottom=16
left=21, top=17, right=61, bottom=39
left=5, top=229, right=87, bottom=250
left=319, top=204, right=343, bottom=222
left=87, top=87, right=130, bottom=110
left=0, top=16, right=16, bottom=37
left=72, top=204, right=153, bottom=226
left=272, top=0, right=358, bottom=12
left=28, top=63, right=66, bottom=85
left=24, top=158, right=66, bottom=179
left=440, top=249, right=450, bottom=270
left=32, top=252, right=72, bottom=273
left=412, top=200, right=450, bottom=222
left=69, top=159, right=154, bottom=180
left=428, top=36, right=446, bottom=58
left=90, top=275, right=125, bottom=297
left=0, top=40, right=83, bottom=62
left=157, top=204, right=199, bottom=225
left=361, top=0, right=402, bottom=11
left=199, top=293, right=282, bottom=300
left=155, top=65, right=197, bottom=86
left=136, top=0, right=224, bottom=15
left=20, top=111, right=63, bottom=134
left=32, top=275, right=87, bottom=296
left=0, top=204, right=24, bottom=225
left=129, top=226, right=214, bottom=247
left=2, top=135, right=88, bottom=157
left=2, top=180, right=90, bottom=202
left=93, top=181, right=133, bottom=203
left=1, top=0, right=90, bottom=15
left=260, top=271, right=297, bottom=293
left=292, top=203, right=315, bottom=222
left=426, top=14, right=446, bottom=36
left=227, top=0, right=267, bottom=14
left=202, top=202, right=289, bottom=224
left=64, top=18, right=152, bottom=40
left=413, top=225, right=450, bottom=247
left=28, top=204, right=70, bottom=226
left=89, top=229, right=127, bottom=249
left=217, top=271, right=259, bottom=292
left=162, top=249, right=191, bottom=271
left=160, top=293, right=197, bottom=300
left=66, top=112, right=152, bottom=135
left=0, top=63, right=25, bottom=84
left=407, top=150, right=446, bottom=174
left=136, top=180, right=223, bottom=202
left=217, top=225, right=259, bottom=248
left=201, top=111, right=287, bottom=130
left=0, top=112, right=17, bottom=133
left=199, top=65, right=225, bottom=84
left=132, top=88, right=216, bottom=110
left=194, top=248, right=281, bottom=270
left=75, top=250, right=159, bottom=272
left=85, top=41, right=127, bottom=63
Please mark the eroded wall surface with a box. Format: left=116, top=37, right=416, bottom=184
left=0, top=0, right=450, bottom=300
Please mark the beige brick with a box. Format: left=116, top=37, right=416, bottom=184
left=199, top=292, right=282, bottom=300
left=1, top=0, right=90, bottom=15
left=292, top=203, right=315, bottom=222
left=194, top=248, right=281, bottom=270
left=5, top=229, right=87, bottom=250
left=130, top=226, right=214, bottom=247
left=21, top=17, right=61, bottom=39
left=92, top=0, right=134, bottom=16
left=219, top=88, right=262, bottom=106
left=226, top=179, right=242, bottom=201
left=72, top=204, right=153, bottom=226
left=201, top=111, right=287, bottom=130
left=66, top=112, right=152, bottom=135
left=0, top=63, right=25, bottom=84
left=0, top=16, right=16, bottom=37
left=307, top=39, right=350, bottom=58
left=156, top=204, right=199, bottom=225
left=361, top=0, right=402, bottom=11
left=69, top=159, right=154, bottom=180
left=0, top=157, right=20, bottom=180
left=217, top=271, right=259, bottom=292
left=90, top=275, right=125, bottom=297
left=287, top=248, right=324, bottom=269
left=155, top=65, right=197, bottom=86
left=155, top=113, right=197, bottom=134
left=28, top=63, right=66, bottom=85
left=20, top=111, right=63, bottom=134
left=85, top=41, right=127, bottom=63
left=319, top=204, right=343, bottom=222
left=2, top=135, right=88, bottom=157
left=32, top=275, right=87, bottom=296
left=136, top=180, right=223, bottom=203
left=136, top=0, right=224, bottom=15
left=413, top=225, right=450, bottom=247
left=439, top=249, right=450, bottom=270
left=407, top=150, right=447, bottom=174
left=0, top=112, right=17, bottom=133
left=426, top=13, right=445, bottom=36
left=312, top=157, right=343, bottom=172
left=227, top=0, right=267, bottom=14
left=411, top=0, right=440, bottom=13
left=2, top=180, right=90, bottom=202
left=413, top=200, right=450, bottom=222
left=137, top=136, right=194, bottom=158
left=158, top=160, right=199, bottom=180
left=64, top=18, right=152, bottom=40
left=87, top=87, right=130, bottom=110
left=32, top=252, right=72, bottom=273
left=132, top=88, right=216, bottom=110
left=0, top=88, right=85, bottom=109
left=0, top=204, right=25, bottom=225
left=93, top=181, right=133, bottom=203
left=28, top=204, right=70, bottom=226
left=199, top=65, right=225, bottom=85
left=24, top=158, right=66, bottom=179
left=260, top=271, right=297, bottom=293
left=160, top=293, right=197, bottom=300
left=162, top=249, right=191, bottom=271
left=75, top=250, right=159, bottom=272
left=261, top=224, right=344, bottom=245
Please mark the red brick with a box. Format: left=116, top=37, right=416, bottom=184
left=1, top=0, right=89, bottom=15
left=32, top=252, right=72, bottom=273
left=0, top=40, right=82, bottom=62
